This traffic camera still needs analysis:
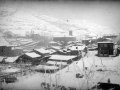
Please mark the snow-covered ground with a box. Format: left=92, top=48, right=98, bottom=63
left=1, top=50, right=120, bottom=90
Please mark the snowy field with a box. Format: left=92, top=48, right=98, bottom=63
left=1, top=50, right=120, bottom=90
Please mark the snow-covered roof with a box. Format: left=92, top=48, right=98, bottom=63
left=2, top=68, right=20, bottom=73
left=34, top=48, right=51, bottom=54
left=48, top=49, right=56, bottom=54
left=49, top=55, right=77, bottom=61
left=25, top=52, right=41, bottom=58
left=97, top=42, right=114, bottom=44
left=51, top=46, right=62, bottom=50
left=5, top=56, right=18, bottom=62
left=0, top=56, right=18, bottom=63
left=0, top=57, right=5, bottom=62
left=105, top=38, right=113, bottom=41
left=49, top=41, right=57, bottom=44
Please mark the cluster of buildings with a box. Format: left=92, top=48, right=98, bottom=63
left=1, top=30, right=120, bottom=90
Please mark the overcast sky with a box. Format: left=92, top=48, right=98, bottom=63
left=0, top=1, right=120, bottom=33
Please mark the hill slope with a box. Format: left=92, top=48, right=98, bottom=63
left=0, top=7, right=117, bottom=37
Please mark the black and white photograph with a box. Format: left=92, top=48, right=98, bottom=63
left=0, top=0, right=120, bottom=90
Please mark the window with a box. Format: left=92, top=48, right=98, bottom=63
left=76, top=47, right=78, bottom=49
left=100, top=44, right=103, bottom=47
left=104, top=44, right=108, bottom=47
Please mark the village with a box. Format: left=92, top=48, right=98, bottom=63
left=1, top=3, right=120, bottom=90
left=0, top=29, right=120, bottom=90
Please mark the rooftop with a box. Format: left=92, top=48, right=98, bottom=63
left=49, top=55, right=77, bottom=61
left=25, top=52, right=41, bottom=58
left=34, top=48, right=51, bottom=54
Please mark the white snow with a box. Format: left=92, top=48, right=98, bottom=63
left=25, top=52, right=41, bottom=58
left=1, top=51, right=120, bottom=90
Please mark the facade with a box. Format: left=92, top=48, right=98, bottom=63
left=97, top=42, right=115, bottom=57
left=67, top=45, right=86, bottom=56
left=0, top=46, right=23, bottom=57
left=53, top=36, right=76, bottom=46
left=15, top=52, right=41, bottom=65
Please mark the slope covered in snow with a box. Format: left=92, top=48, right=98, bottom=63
left=34, top=15, right=117, bottom=37
left=0, top=7, right=117, bottom=37
left=0, top=7, right=64, bottom=36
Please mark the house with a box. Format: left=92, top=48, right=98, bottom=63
left=0, top=45, right=23, bottom=57
left=66, top=44, right=86, bottom=56
left=15, top=52, right=41, bottom=65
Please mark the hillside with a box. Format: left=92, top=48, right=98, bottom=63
left=0, top=7, right=64, bottom=36
left=34, top=15, right=118, bottom=36
left=0, top=7, right=117, bottom=38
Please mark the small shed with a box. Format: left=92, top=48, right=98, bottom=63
left=15, top=52, right=41, bottom=65
left=67, top=45, right=86, bottom=55
left=97, top=42, right=115, bottom=57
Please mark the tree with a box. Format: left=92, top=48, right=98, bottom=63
left=3, top=31, right=13, bottom=38
left=115, top=35, right=120, bottom=45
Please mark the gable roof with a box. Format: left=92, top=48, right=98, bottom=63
left=34, top=48, right=51, bottom=54
left=25, top=52, right=41, bottom=58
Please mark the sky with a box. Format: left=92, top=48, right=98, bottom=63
left=0, top=0, right=120, bottom=33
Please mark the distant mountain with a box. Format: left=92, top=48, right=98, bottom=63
left=0, top=7, right=117, bottom=38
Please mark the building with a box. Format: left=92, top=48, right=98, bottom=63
left=15, top=52, right=41, bottom=65
left=67, top=44, right=86, bottom=56
left=53, top=36, right=76, bottom=46
left=0, top=45, right=23, bottom=57
left=97, top=42, right=117, bottom=57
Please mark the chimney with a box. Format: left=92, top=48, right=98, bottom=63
left=69, top=30, right=73, bottom=36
